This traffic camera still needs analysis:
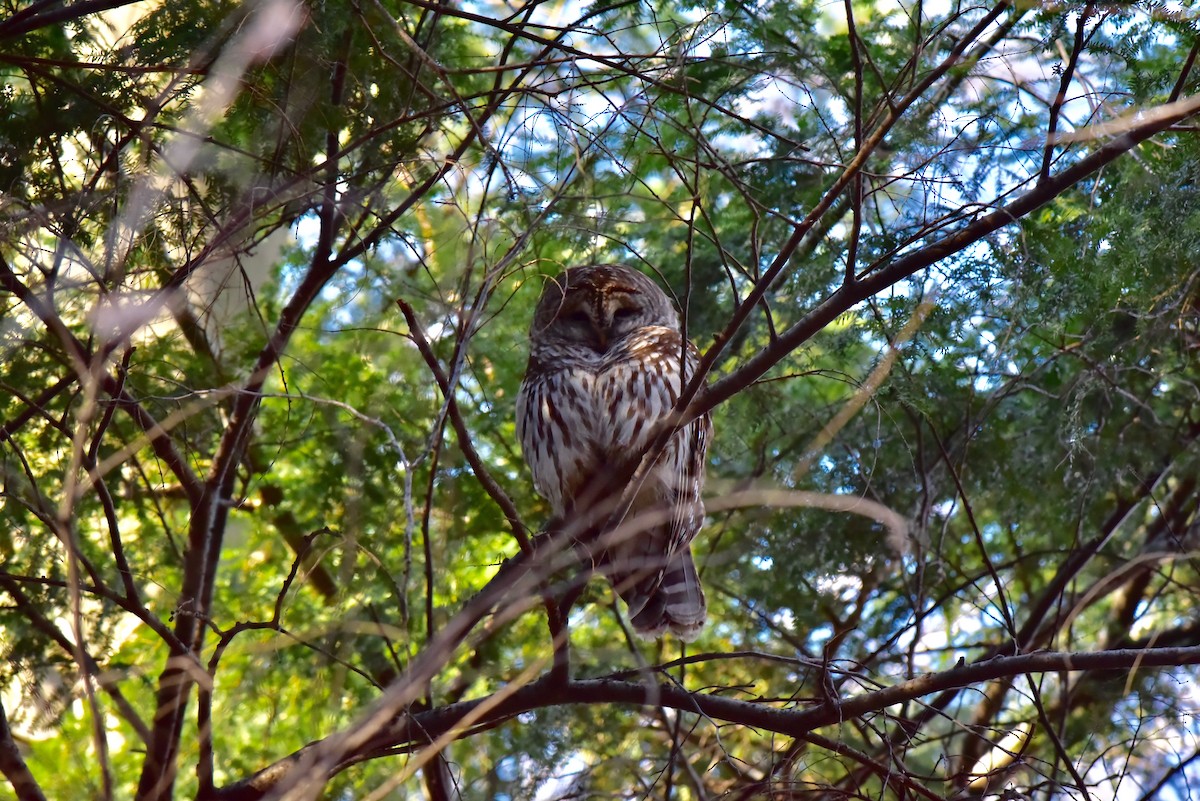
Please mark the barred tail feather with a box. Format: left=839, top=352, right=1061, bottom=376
left=627, top=548, right=706, bottom=642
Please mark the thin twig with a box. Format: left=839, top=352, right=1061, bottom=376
left=1040, top=4, right=1094, bottom=184
left=397, top=299, right=531, bottom=551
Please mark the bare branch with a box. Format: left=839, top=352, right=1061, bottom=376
left=0, top=697, right=48, bottom=801
left=212, top=643, right=1200, bottom=800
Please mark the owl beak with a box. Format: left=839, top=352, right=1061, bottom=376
left=593, top=326, right=609, bottom=352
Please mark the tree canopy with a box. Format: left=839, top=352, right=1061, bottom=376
left=2, top=1, right=1200, bottom=799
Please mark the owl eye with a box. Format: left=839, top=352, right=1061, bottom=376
left=612, top=307, right=638, bottom=322
left=562, top=310, right=591, bottom=326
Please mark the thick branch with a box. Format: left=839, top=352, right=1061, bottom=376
left=0, top=0, right=145, bottom=40
left=212, top=643, right=1200, bottom=800
left=0, top=697, right=47, bottom=801
left=699, top=93, right=1200, bottom=414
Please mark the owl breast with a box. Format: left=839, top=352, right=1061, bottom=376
left=517, top=328, right=684, bottom=515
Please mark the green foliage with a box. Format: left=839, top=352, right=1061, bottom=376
left=2, top=0, right=1199, bottom=799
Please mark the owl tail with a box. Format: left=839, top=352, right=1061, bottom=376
left=624, top=548, right=707, bottom=642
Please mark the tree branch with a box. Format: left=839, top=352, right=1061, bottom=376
left=0, top=697, right=48, bottom=801
left=211, top=643, right=1200, bottom=800
left=699, top=92, right=1200, bottom=415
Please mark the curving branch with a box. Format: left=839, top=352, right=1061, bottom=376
left=211, top=643, right=1200, bottom=800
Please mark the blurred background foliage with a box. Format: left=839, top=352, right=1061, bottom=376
left=1, top=0, right=1199, bottom=798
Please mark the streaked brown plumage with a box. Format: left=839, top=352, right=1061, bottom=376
left=516, top=264, right=711, bottom=641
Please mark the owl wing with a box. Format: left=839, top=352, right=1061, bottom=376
left=627, top=336, right=709, bottom=552
left=668, top=344, right=711, bottom=553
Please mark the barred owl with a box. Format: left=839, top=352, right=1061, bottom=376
left=516, top=264, right=712, bottom=641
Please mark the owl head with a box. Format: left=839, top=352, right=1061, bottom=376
left=528, top=264, right=679, bottom=355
